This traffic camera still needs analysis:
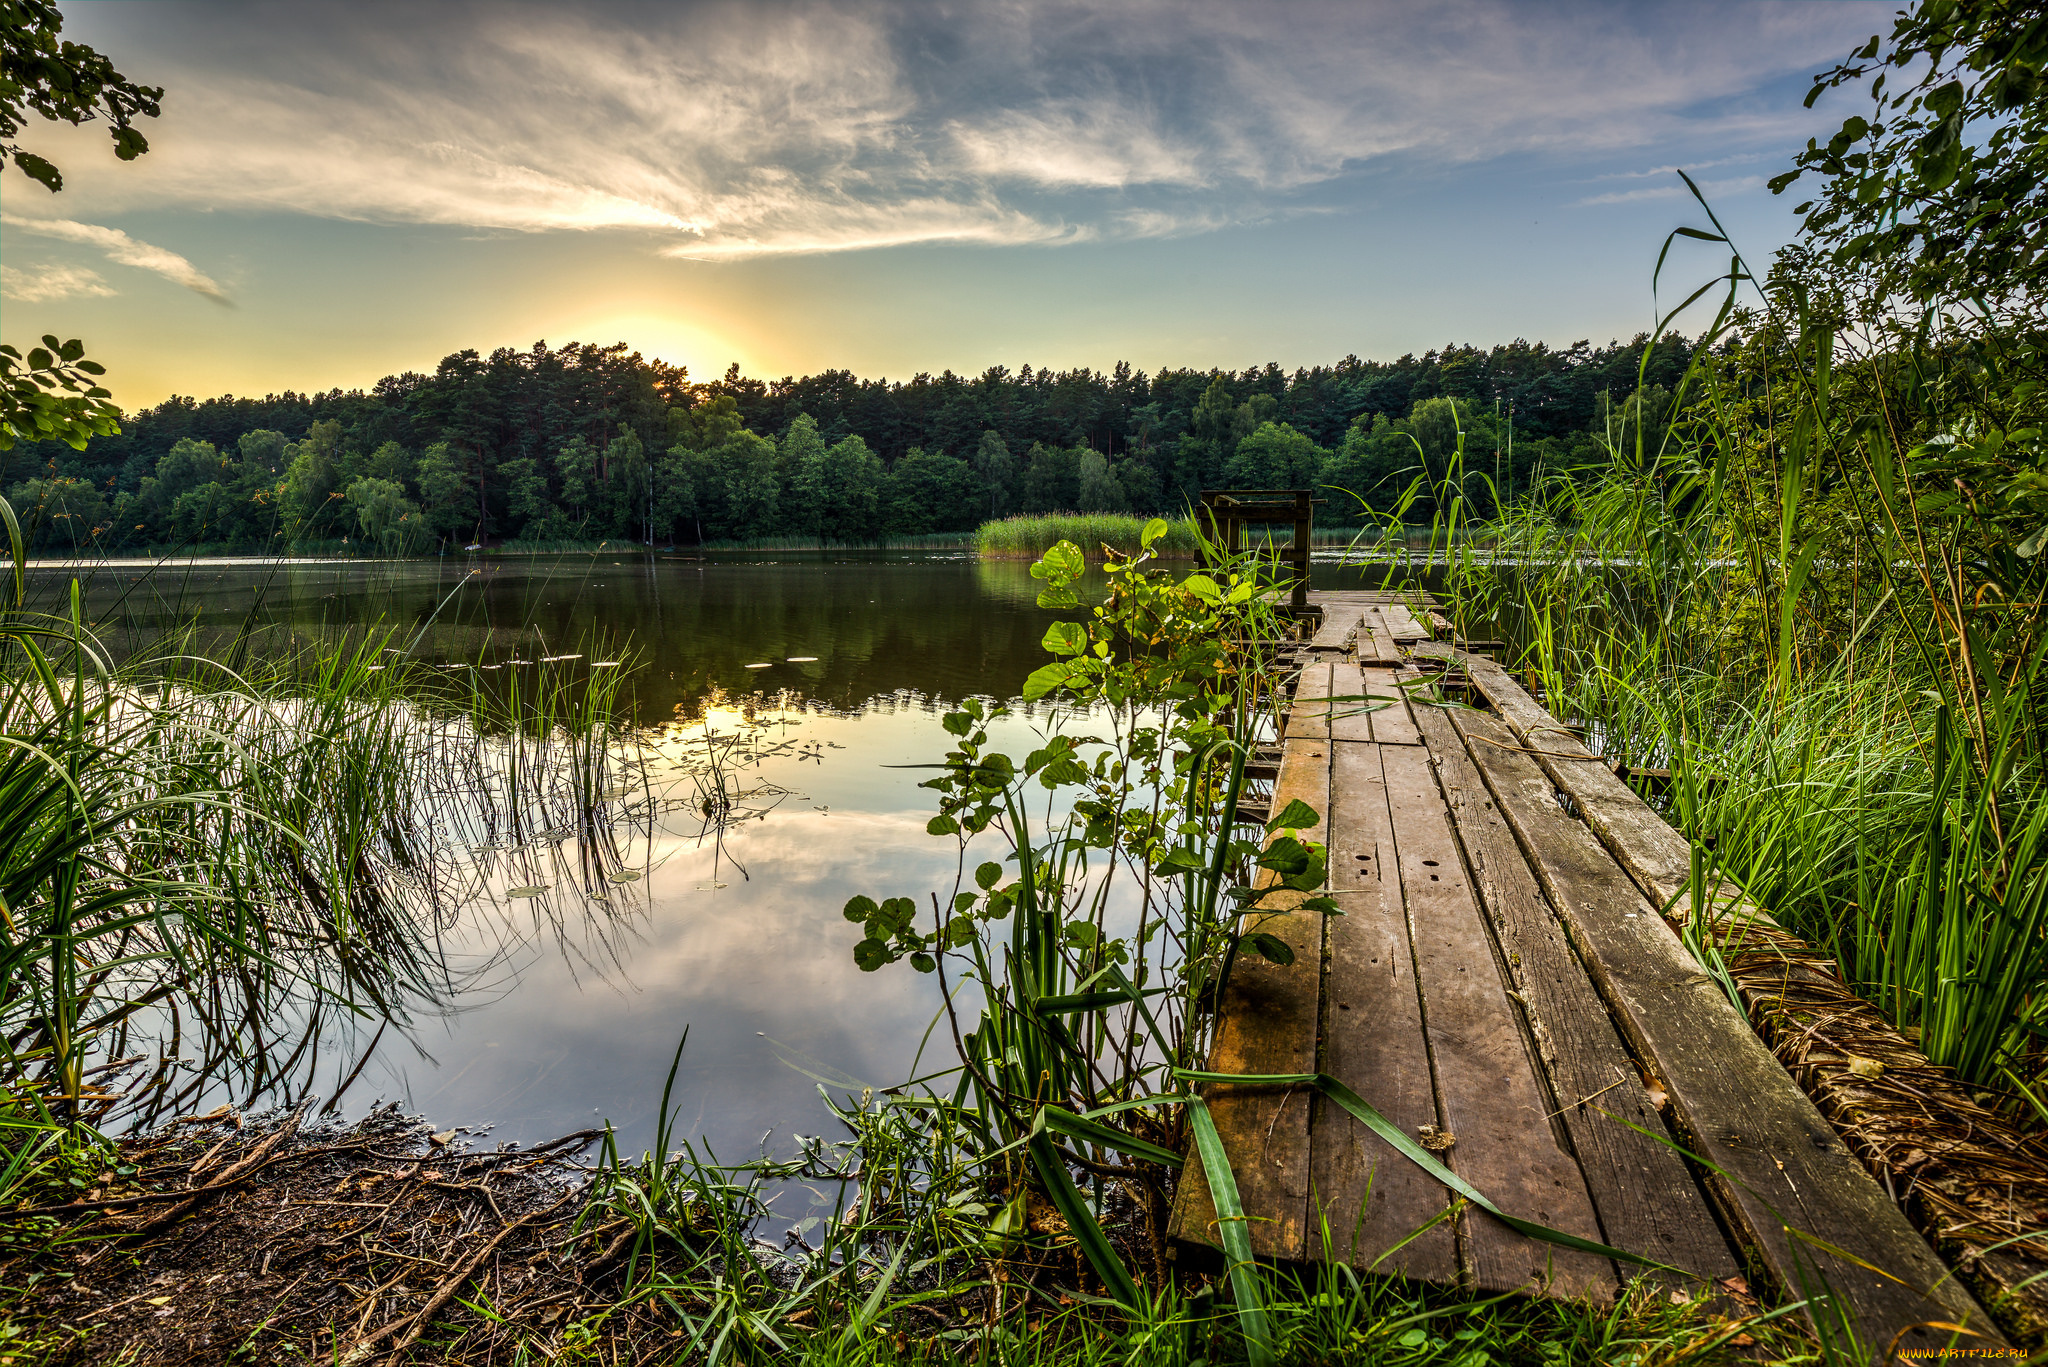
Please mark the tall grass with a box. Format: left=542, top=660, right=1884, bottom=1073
left=0, top=499, right=649, bottom=1140
left=1431, top=224, right=2048, bottom=1117
left=977, top=514, right=1203, bottom=559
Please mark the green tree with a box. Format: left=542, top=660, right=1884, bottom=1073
left=1021, top=443, right=1080, bottom=512
left=1225, top=421, right=1327, bottom=490
left=555, top=436, right=599, bottom=525
left=344, top=476, right=422, bottom=554
left=598, top=427, right=648, bottom=541
left=1075, top=449, right=1126, bottom=512
left=1771, top=0, right=2048, bottom=314
left=972, top=429, right=1015, bottom=518
left=413, top=441, right=473, bottom=541
left=167, top=480, right=243, bottom=546
left=498, top=456, right=551, bottom=537
left=8, top=473, right=108, bottom=548
left=789, top=432, right=883, bottom=543
left=1, top=0, right=162, bottom=193
left=0, top=338, right=116, bottom=452
left=680, top=430, right=782, bottom=541
left=885, top=446, right=978, bottom=534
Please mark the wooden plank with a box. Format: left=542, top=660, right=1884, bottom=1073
left=1359, top=607, right=1404, bottom=665
left=1380, top=605, right=1428, bottom=641
left=1379, top=742, right=1614, bottom=1297
left=1420, top=703, right=1741, bottom=1290
left=1171, top=734, right=1330, bottom=1260
left=1329, top=660, right=1372, bottom=744
left=1311, top=739, right=1455, bottom=1278
left=1310, top=606, right=1362, bottom=652
left=1418, top=645, right=2006, bottom=1350
left=1364, top=666, right=1422, bottom=747
left=1307, top=590, right=1441, bottom=609
left=1283, top=659, right=1333, bottom=742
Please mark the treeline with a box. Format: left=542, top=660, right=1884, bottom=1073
left=0, top=336, right=1695, bottom=552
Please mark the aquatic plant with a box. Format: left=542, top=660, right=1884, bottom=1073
left=975, top=513, right=1204, bottom=560
left=0, top=498, right=652, bottom=1138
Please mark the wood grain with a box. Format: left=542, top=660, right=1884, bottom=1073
left=1171, top=734, right=1330, bottom=1260
left=1311, top=739, right=1455, bottom=1278
left=1424, top=703, right=1739, bottom=1290
left=1380, top=741, right=1614, bottom=1297
left=1420, top=644, right=2006, bottom=1350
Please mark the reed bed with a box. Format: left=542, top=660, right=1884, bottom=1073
left=1429, top=274, right=2048, bottom=1121
left=976, top=513, right=1203, bottom=559
left=0, top=515, right=653, bottom=1143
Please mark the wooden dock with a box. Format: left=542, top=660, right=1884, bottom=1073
left=1170, top=590, right=2006, bottom=1353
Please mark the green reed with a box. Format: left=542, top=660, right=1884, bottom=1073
left=1436, top=230, right=2048, bottom=1114
left=975, top=513, right=1204, bottom=559
left=0, top=499, right=650, bottom=1140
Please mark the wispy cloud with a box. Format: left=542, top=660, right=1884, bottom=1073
left=1574, top=175, right=1766, bottom=207
left=0, top=262, right=117, bottom=303
left=0, top=215, right=231, bottom=303
left=29, top=0, right=1887, bottom=257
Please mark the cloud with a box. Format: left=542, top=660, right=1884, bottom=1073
left=0, top=214, right=231, bottom=303
left=33, top=0, right=1888, bottom=256
left=0, top=262, right=117, bottom=303
left=1574, top=175, right=1766, bottom=207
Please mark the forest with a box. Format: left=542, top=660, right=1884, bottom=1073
left=0, top=334, right=1694, bottom=551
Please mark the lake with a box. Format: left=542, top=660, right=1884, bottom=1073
left=42, top=551, right=1398, bottom=1177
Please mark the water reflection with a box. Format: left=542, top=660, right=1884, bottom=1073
left=39, top=553, right=1399, bottom=1162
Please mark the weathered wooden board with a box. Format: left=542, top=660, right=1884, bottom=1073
left=1422, top=703, right=1740, bottom=1290
left=1365, top=666, right=1423, bottom=747
left=1329, top=661, right=1375, bottom=744
left=1359, top=608, right=1404, bottom=666
left=1171, top=734, right=1330, bottom=1260
left=1310, top=605, right=1362, bottom=652
left=1283, top=660, right=1334, bottom=743
left=1311, top=739, right=1455, bottom=1278
left=1420, top=644, right=2005, bottom=1350
left=1379, top=605, right=1427, bottom=641
left=1307, top=590, right=1442, bottom=609
left=1379, top=742, right=1614, bottom=1297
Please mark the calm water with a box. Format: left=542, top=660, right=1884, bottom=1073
left=41, top=552, right=1395, bottom=1167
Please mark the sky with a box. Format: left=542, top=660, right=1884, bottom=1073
left=0, top=0, right=1892, bottom=410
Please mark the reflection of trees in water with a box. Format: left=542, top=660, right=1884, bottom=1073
left=56, top=557, right=1073, bottom=724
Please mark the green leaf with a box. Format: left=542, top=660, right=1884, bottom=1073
left=1186, top=1098, right=1275, bottom=1366
left=842, top=894, right=878, bottom=924
left=1141, top=517, right=1169, bottom=549
left=1027, top=1135, right=1143, bottom=1311
left=1035, top=584, right=1083, bottom=610
left=853, top=938, right=892, bottom=971
left=1181, top=573, right=1222, bottom=602
left=1175, top=1069, right=1668, bottom=1271
left=927, top=814, right=961, bottom=835
left=1036, top=1106, right=1184, bottom=1168
left=1041, top=621, right=1088, bottom=657
left=974, top=861, right=1003, bottom=890
left=1244, top=932, right=1295, bottom=966
left=1023, top=661, right=1079, bottom=701
left=1156, top=846, right=1207, bottom=875
left=1030, top=540, right=1085, bottom=583
left=1254, top=835, right=1314, bottom=878
left=1265, top=799, right=1320, bottom=834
